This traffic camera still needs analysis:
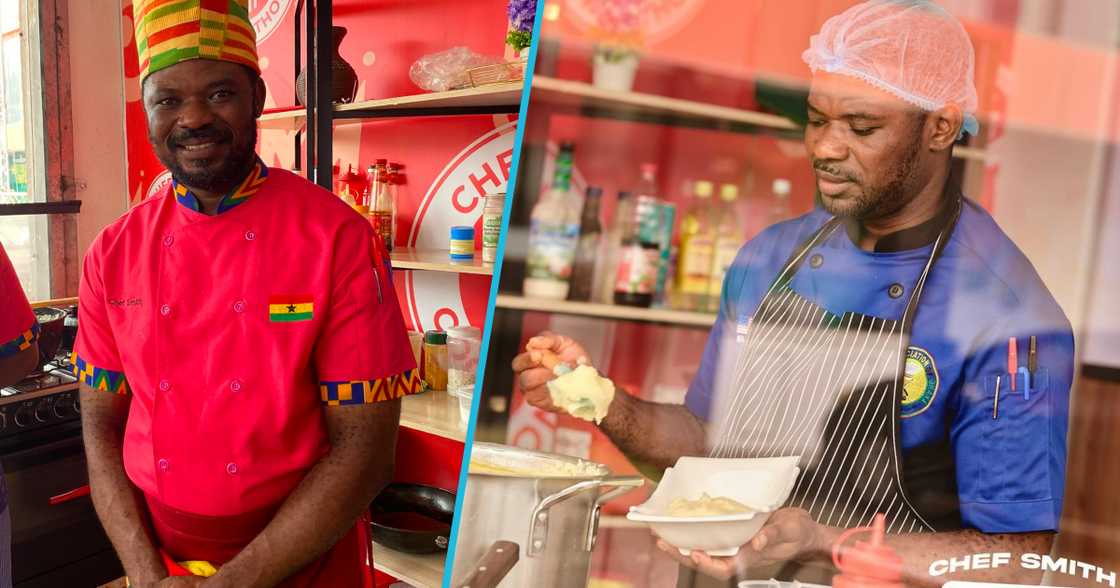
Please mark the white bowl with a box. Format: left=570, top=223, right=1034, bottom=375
left=627, top=456, right=800, bottom=556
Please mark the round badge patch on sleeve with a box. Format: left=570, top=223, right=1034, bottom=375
left=901, top=346, right=939, bottom=418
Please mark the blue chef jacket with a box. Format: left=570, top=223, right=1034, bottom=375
left=685, top=198, right=1073, bottom=534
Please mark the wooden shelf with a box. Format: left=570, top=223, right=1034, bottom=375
left=259, top=82, right=523, bottom=131
left=495, top=294, right=717, bottom=328
left=391, top=248, right=494, bottom=276
left=531, top=76, right=987, bottom=163
left=400, top=389, right=469, bottom=442
left=372, top=542, right=445, bottom=588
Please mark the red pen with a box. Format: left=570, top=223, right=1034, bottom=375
left=1008, top=337, right=1018, bottom=391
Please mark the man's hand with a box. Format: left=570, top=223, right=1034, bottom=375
left=654, top=508, right=825, bottom=580
left=511, top=331, right=592, bottom=413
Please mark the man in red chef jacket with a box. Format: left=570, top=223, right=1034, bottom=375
left=0, top=241, right=40, bottom=588
left=74, top=2, right=421, bottom=586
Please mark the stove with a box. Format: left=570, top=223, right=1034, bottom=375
left=0, top=351, right=123, bottom=586
left=0, top=360, right=80, bottom=440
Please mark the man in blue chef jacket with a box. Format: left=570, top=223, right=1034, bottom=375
left=513, top=1, right=1073, bottom=585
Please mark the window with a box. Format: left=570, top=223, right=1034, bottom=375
left=0, top=0, right=74, bottom=302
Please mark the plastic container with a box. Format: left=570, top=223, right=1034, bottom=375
left=450, top=226, right=475, bottom=260
left=449, top=387, right=474, bottom=424
left=447, top=326, right=482, bottom=393
left=422, top=330, right=448, bottom=391
left=626, top=455, right=801, bottom=556
left=482, top=193, right=505, bottom=263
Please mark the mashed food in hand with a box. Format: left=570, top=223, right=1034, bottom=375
left=546, top=365, right=615, bottom=424
left=667, top=493, right=753, bottom=517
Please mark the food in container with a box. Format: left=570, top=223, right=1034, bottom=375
left=666, top=493, right=754, bottom=517
left=626, top=455, right=800, bottom=556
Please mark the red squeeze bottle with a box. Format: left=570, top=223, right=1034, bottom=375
left=832, top=514, right=905, bottom=588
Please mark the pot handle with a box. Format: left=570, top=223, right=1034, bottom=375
left=455, top=540, right=519, bottom=588
left=527, top=476, right=644, bottom=556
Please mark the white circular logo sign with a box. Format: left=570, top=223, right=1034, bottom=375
left=564, top=0, right=705, bottom=43
left=249, top=0, right=295, bottom=44
left=403, top=122, right=518, bottom=332
left=145, top=170, right=173, bottom=201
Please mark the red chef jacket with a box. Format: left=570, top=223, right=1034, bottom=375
left=74, top=160, right=421, bottom=586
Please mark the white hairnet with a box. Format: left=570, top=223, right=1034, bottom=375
left=802, top=0, right=980, bottom=137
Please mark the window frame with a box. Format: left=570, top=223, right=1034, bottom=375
left=0, top=0, right=78, bottom=300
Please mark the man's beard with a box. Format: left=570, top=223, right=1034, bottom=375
left=151, top=119, right=258, bottom=194
left=816, top=117, right=926, bottom=221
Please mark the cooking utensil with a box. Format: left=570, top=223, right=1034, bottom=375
left=33, top=307, right=67, bottom=372
left=455, top=541, right=519, bottom=588
left=369, top=483, right=454, bottom=554
left=450, top=443, right=644, bottom=588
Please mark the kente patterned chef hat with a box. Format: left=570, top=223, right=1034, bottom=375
left=133, top=0, right=260, bottom=80
left=802, top=0, right=980, bottom=137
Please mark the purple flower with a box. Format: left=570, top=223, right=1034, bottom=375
left=508, top=0, right=536, bottom=33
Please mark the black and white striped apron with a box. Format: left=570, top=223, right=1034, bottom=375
left=711, top=199, right=961, bottom=534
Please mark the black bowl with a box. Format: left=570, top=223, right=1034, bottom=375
left=369, top=483, right=455, bottom=554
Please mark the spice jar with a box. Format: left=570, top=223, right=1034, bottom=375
left=482, top=192, right=505, bottom=263
left=450, top=226, right=475, bottom=260
left=422, top=330, right=448, bottom=391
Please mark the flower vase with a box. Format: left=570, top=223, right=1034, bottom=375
left=296, top=26, right=359, bottom=106
left=592, top=52, right=640, bottom=92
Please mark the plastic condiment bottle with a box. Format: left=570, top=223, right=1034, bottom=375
left=832, top=514, right=905, bottom=588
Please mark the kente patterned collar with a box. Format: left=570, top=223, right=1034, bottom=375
left=173, top=158, right=270, bottom=215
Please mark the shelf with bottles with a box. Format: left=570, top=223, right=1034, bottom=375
left=530, top=76, right=986, bottom=163
left=494, top=294, right=716, bottom=327
left=390, top=248, right=494, bottom=276
left=258, top=81, right=524, bottom=132
left=518, top=146, right=760, bottom=327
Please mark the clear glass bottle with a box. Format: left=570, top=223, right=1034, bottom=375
left=524, top=143, right=582, bottom=299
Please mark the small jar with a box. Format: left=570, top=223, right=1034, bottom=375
left=422, top=330, right=448, bottom=391
left=446, top=326, right=482, bottom=394
left=482, top=193, right=505, bottom=263
left=450, top=226, right=475, bottom=260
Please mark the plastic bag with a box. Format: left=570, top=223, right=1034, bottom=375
left=409, top=47, right=503, bottom=92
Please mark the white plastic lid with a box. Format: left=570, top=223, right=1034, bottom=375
left=446, top=325, right=482, bottom=342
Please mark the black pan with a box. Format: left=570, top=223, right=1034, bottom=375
left=369, top=483, right=455, bottom=554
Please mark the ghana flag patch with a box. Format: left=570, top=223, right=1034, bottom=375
left=269, top=295, right=314, bottom=322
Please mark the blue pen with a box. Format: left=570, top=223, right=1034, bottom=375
left=1018, top=366, right=1031, bottom=401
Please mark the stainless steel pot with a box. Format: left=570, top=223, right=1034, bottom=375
left=450, top=443, right=644, bottom=588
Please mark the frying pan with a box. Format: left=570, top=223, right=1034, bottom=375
left=33, top=307, right=67, bottom=372
left=369, top=483, right=454, bottom=554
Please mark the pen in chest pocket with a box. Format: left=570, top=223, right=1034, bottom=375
left=1007, top=337, right=1017, bottom=391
